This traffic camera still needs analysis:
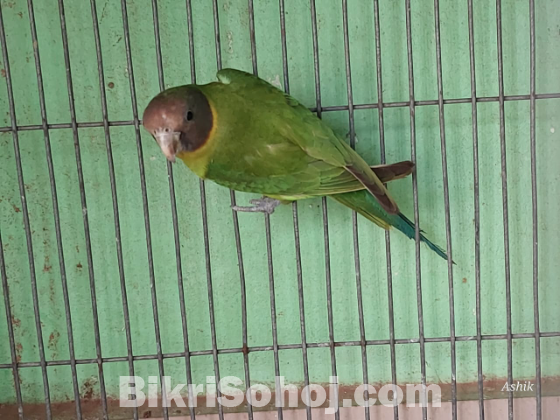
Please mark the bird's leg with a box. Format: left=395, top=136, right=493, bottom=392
left=231, top=197, right=282, bottom=215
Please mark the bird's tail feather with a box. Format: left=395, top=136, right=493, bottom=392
left=394, top=212, right=450, bottom=261
left=331, top=191, right=449, bottom=261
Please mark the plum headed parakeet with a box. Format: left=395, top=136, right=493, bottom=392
left=142, top=68, right=449, bottom=260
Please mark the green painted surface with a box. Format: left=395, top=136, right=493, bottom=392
left=0, top=0, right=559, bottom=405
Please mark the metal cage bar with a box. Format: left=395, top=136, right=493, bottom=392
left=0, top=4, right=53, bottom=419
left=466, top=0, right=485, bottom=418
left=120, top=0, right=175, bottom=418
left=56, top=0, right=110, bottom=418
left=495, top=1, right=514, bottom=418
left=26, top=0, right=83, bottom=417
left=171, top=2, right=198, bottom=417
left=209, top=2, right=226, bottom=419
left=433, top=1, right=457, bottom=418
left=1, top=93, right=559, bottom=134
left=244, top=4, right=285, bottom=419
left=88, top=1, right=139, bottom=419
left=0, top=233, right=24, bottom=419
left=340, top=1, right=371, bottom=420
left=308, top=1, right=340, bottom=419
left=404, top=1, right=429, bottom=419
left=277, top=1, right=313, bottom=419
left=529, top=1, right=542, bottom=419
left=241, top=2, right=258, bottom=418
left=371, top=1, right=399, bottom=419
left=1, top=331, right=559, bottom=369
left=291, top=202, right=313, bottom=420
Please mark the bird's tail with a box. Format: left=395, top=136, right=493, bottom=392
left=331, top=190, right=449, bottom=261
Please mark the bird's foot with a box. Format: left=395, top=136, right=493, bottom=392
left=231, top=197, right=282, bottom=215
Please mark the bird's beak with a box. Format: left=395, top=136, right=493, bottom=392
left=155, top=131, right=180, bottom=163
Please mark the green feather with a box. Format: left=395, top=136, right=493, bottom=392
left=178, top=69, right=448, bottom=260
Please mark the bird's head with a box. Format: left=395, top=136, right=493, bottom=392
left=142, top=86, right=214, bottom=162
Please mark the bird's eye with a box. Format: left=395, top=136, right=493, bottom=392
left=164, top=127, right=170, bottom=132
left=186, top=111, right=194, bottom=121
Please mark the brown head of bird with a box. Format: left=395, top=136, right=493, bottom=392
left=142, top=86, right=214, bottom=162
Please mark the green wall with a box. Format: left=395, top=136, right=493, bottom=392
left=1, top=0, right=559, bottom=406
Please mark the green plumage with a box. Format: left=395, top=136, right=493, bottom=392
left=197, top=70, right=378, bottom=197
left=148, top=69, right=449, bottom=260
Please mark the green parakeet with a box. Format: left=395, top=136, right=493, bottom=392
left=143, top=69, right=448, bottom=260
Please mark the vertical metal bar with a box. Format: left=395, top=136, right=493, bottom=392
left=239, top=2, right=256, bottom=419
left=291, top=206, right=313, bottom=420
left=341, top=1, right=370, bottom=419
left=264, top=218, right=283, bottom=420
left=404, top=1, right=428, bottom=418
left=26, top=0, right=82, bottom=417
left=0, top=4, right=53, bottom=419
left=230, top=211, right=253, bottom=419
left=57, top=0, right=109, bottom=417
left=88, top=2, right=138, bottom=419
left=234, top=238, right=253, bottom=420
left=321, top=203, right=339, bottom=420
left=247, top=0, right=257, bottom=75
left=278, top=0, right=290, bottom=93
left=277, top=5, right=312, bottom=418
left=495, top=1, right=513, bottom=418
left=122, top=0, right=173, bottom=418
left=148, top=0, right=208, bottom=417
left=209, top=2, right=226, bottom=419
left=199, top=180, right=223, bottom=420
left=466, top=0, right=485, bottom=418
left=171, top=1, right=200, bottom=418
left=433, top=1, right=457, bottom=418
left=0, top=233, right=25, bottom=420
left=245, top=4, right=283, bottom=418
left=372, top=1, right=399, bottom=418
left=212, top=0, right=222, bottom=69
left=529, top=0, right=541, bottom=418
left=309, top=0, right=322, bottom=117
left=309, top=1, right=339, bottom=418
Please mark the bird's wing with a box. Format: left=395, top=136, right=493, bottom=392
left=216, top=69, right=400, bottom=213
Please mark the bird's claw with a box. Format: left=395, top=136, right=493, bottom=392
left=231, top=197, right=282, bottom=215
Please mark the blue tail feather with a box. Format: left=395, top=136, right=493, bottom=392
left=394, top=212, right=450, bottom=262
left=331, top=191, right=450, bottom=261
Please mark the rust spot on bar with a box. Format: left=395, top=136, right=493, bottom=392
left=81, top=378, right=96, bottom=400
left=15, top=343, right=22, bottom=363
left=48, top=331, right=60, bottom=352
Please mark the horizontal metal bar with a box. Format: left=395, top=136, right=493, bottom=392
left=2, top=331, right=558, bottom=370
left=1, top=92, right=559, bottom=134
